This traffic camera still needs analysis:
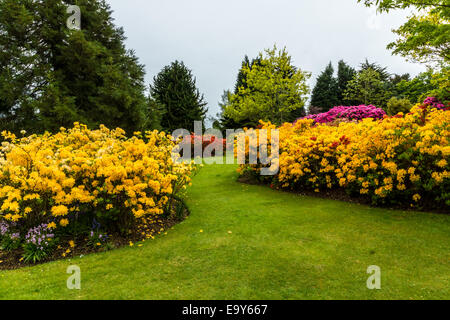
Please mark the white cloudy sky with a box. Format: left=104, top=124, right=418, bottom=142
left=105, top=0, right=426, bottom=119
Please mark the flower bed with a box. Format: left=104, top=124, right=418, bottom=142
left=0, top=124, right=195, bottom=267
left=239, top=104, right=450, bottom=210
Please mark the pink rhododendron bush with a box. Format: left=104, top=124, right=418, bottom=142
left=423, top=97, right=448, bottom=110
left=303, top=105, right=387, bottom=124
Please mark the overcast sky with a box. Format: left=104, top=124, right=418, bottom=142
left=106, top=0, right=426, bottom=120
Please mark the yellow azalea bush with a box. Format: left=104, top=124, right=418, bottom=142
left=0, top=123, right=194, bottom=233
left=239, top=105, right=450, bottom=209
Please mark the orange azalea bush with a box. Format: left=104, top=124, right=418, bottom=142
left=0, top=123, right=194, bottom=233
left=239, top=105, right=450, bottom=209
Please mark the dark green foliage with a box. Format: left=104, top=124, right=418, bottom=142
left=310, top=62, right=339, bottom=112
left=337, top=60, right=357, bottom=105
left=392, top=70, right=438, bottom=103
left=390, top=73, right=411, bottom=86
left=283, top=106, right=307, bottom=123
left=344, top=67, right=393, bottom=108
left=150, top=60, right=207, bottom=133
left=234, top=56, right=250, bottom=94
left=1, top=234, right=21, bottom=252
left=0, top=0, right=148, bottom=135
left=360, top=59, right=391, bottom=81
left=214, top=90, right=244, bottom=131
left=234, top=55, right=263, bottom=94
left=145, top=95, right=165, bottom=131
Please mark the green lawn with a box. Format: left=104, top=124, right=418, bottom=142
left=1, top=162, right=449, bottom=300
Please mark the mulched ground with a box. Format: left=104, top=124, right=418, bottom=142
left=0, top=210, right=189, bottom=271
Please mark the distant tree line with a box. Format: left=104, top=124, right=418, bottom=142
left=309, top=58, right=448, bottom=115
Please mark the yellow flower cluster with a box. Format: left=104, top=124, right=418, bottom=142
left=240, top=106, right=450, bottom=209
left=0, top=123, right=194, bottom=229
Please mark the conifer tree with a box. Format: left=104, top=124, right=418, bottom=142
left=310, top=62, right=339, bottom=112
left=336, top=60, right=357, bottom=105
left=150, top=61, right=207, bottom=133
left=0, top=0, right=148, bottom=134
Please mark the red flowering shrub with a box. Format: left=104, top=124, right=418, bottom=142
left=183, top=135, right=227, bottom=156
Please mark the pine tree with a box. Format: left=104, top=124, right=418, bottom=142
left=234, top=56, right=251, bottom=95
left=145, top=95, right=165, bottom=131
left=0, top=0, right=148, bottom=134
left=336, top=60, right=357, bottom=105
left=310, top=62, right=339, bottom=112
left=150, top=61, right=207, bottom=133
left=360, top=59, right=390, bottom=81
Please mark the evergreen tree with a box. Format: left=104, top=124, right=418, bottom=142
left=336, top=60, right=357, bottom=105
left=390, top=73, right=411, bottom=86
left=360, top=59, right=390, bottom=81
left=145, top=95, right=165, bottom=131
left=221, top=56, right=262, bottom=129
left=310, top=62, right=339, bottom=112
left=225, top=46, right=310, bottom=126
left=344, top=68, right=392, bottom=107
left=234, top=55, right=262, bottom=95
left=216, top=90, right=244, bottom=130
left=0, top=0, right=147, bottom=134
left=234, top=56, right=251, bottom=95
left=150, top=60, right=207, bottom=133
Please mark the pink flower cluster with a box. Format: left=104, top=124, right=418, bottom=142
left=423, top=97, right=447, bottom=110
left=302, top=105, right=386, bottom=124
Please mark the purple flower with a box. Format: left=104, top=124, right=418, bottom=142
left=25, top=224, right=54, bottom=251
left=0, top=221, right=8, bottom=236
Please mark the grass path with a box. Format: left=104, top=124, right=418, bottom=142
left=0, top=163, right=449, bottom=299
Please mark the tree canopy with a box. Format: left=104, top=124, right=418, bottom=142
left=224, top=46, right=310, bottom=127
left=310, top=62, right=339, bottom=112
left=344, top=68, right=392, bottom=107
left=0, top=0, right=148, bottom=134
left=358, top=0, right=450, bottom=65
left=337, top=60, right=357, bottom=105
left=150, top=60, right=208, bottom=133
